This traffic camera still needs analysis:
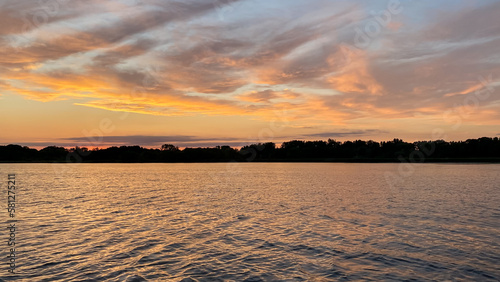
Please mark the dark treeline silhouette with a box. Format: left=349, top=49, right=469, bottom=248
left=1, top=137, right=500, bottom=163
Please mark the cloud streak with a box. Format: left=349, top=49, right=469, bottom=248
left=302, top=130, right=389, bottom=139
left=1, top=0, right=500, bottom=144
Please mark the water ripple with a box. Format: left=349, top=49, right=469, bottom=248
left=0, top=163, right=499, bottom=281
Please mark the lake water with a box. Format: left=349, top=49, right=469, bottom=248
left=0, top=163, right=499, bottom=281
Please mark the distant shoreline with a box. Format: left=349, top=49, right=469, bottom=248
left=2, top=158, right=500, bottom=164
left=2, top=137, right=499, bottom=163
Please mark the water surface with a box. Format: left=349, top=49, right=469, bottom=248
left=1, top=163, right=499, bottom=281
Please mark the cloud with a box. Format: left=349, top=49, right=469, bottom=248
left=64, top=134, right=239, bottom=144
left=33, top=134, right=264, bottom=148
left=237, top=89, right=300, bottom=103
left=1, top=0, right=500, bottom=141
left=19, top=134, right=246, bottom=148
left=16, top=129, right=392, bottom=149
left=302, top=129, right=389, bottom=139
left=422, top=1, right=500, bottom=43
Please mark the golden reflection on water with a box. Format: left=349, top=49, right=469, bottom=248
left=1, top=163, right=499, bottom=281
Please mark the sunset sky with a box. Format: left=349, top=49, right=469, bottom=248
left=1, top=0, right=499, bottom=148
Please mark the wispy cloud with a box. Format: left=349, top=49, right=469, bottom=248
left=302, top=130, right=389, bottom=139
left=64, top=134, right=239, bottom=144
left=1, top=0, right=500, bottom=143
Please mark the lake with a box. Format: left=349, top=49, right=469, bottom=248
left=0, top=163, right=499, bottom=281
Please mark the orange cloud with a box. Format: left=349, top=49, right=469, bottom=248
left=2, top=0, right=500, bottom=146
left=444, top=83, right=487, bottom=97
left=326, top=48, right=384, bottom=95
left=237, top=89, right=301, bottom=103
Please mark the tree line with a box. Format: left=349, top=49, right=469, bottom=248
left=1, top=137, right=500, bottom=162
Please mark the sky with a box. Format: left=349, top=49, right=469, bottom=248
left=1, top=0, right=499, bottom=149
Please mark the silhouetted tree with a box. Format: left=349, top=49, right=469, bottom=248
left=161, top=144, right=179, bottom=152
left=1, top=137, right=499, bottom=162
left=39, top=146, right=68, bottom=161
